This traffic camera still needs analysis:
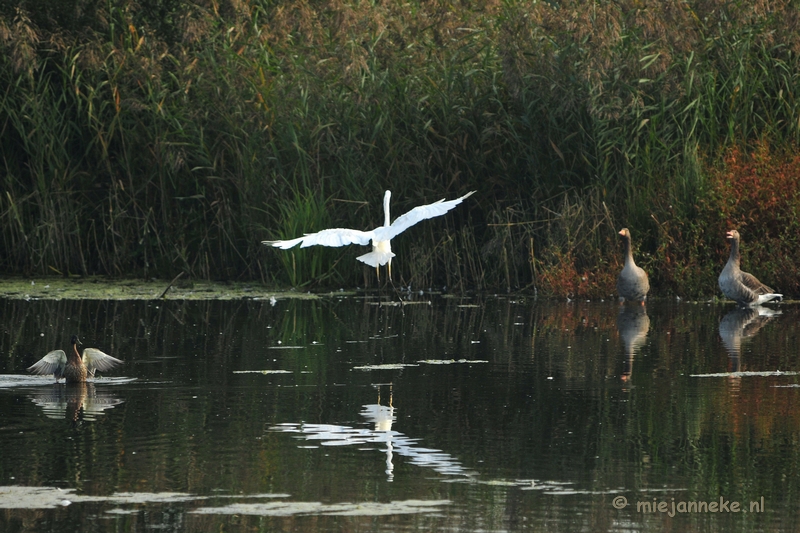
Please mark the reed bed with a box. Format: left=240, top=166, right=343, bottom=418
left=1, top=0, right=800, bottom=296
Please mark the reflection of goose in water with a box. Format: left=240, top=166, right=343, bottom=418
left=616, top=305, right=650, bottom=381
left=29, top=383, right=124, bottom=422
left=719, top=306, right=782, bottom=371
left=270, top=388, right=473, bottom=482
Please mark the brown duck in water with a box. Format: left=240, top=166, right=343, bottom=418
left=718, top=230, right=782, bottom=306
left=616, top=228, right=650, bottom=304
left=27, top=335, right=123, bottom=383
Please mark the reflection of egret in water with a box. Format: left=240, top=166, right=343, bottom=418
left=719, top=306, right=782, bottom=372
left=616, top=305, right=650, bottom=382
left=271, top=386, right=473, bottom=482
left=360, top=386, right=396, bottom=480
left=29, top=383, right=124, bottom=423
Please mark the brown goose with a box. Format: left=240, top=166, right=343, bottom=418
left=616, top=228, right=650, bottom=304
left=27, top=335, right=123, bottom=383
left=718, top=230, right=782, bottom=306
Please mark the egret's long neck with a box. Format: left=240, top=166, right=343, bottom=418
left=383, top=190, right=391, bottom=228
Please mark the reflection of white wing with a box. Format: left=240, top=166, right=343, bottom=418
left=263, top=228, right=374, bottom=249
left=270, top=404, right=474, bottom=481
left=374, top=191, right=475, bottom=242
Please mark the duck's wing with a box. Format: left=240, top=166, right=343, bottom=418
left=740, top=271, right=774, bottom=295
left=263, top=228, right=373, bottom=249
left=81, top=348, right=123, bottom=376
left=375, top=191, right=475, bottom=242
left=27, top=350, right=67, bottom=377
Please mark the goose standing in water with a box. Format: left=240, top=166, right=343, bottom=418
left=616, top=228, right=649, bottom=304
left=27, top=335, right=123, bottom=383
left=263, top=190, right=475, bottom=280
left=718, top=230, right=782, bottom=306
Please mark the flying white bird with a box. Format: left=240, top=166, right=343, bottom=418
left=263, top=190, right=475, bottom=279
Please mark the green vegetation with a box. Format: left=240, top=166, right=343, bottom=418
left=2, top=0, right=799, bottom=296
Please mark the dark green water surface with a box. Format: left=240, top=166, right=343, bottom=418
left=0, top=295, right=799, bottom=532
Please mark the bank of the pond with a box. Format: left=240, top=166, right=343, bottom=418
left=0, top=277, right=326, bottom=301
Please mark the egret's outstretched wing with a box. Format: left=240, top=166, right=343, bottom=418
left=375, top=191, right=475, bottom=242
left=82, top=348, right=123, bottom=377
left=263, top=228, right=374, bottom=249
left=27, top=350, right=67, bottom=376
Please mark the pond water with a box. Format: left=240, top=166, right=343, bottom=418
left=0, top=295, right=798, bottom=532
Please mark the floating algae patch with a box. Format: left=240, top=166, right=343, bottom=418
left=0, top=486, right=295, bottom=510
left=0, top=375, right=137, bottom=388
left=352, top=364, right=419, bottom=371
left=0, top=486, right=205, bottom=509
left=267, top=346, right=306, bottom=350
left=690, top=371, right=800, bottom=378
left=189, top=499, right=450, bottom=516
left=0, top=486, right=77, bottom=509
left=233, top=370, right=293, bottom=375
left=0, top=276, right=328, bottom=301
left=417, top=359, right=489, bottom=365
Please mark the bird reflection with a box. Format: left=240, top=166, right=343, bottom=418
left=28, top=383, right=124, bottom=424
left=270, top=385, right=473, bottom=482
left=719, top=306, right=782, bottom=372
left=616, top=305, right=650, bottom=381
left=360, top=386, right=396, bottom=480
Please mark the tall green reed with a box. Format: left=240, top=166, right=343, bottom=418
left=2, top=0, right=800, bottom=295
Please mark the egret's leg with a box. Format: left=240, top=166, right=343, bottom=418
left=388, top=260, right=392, bottom=281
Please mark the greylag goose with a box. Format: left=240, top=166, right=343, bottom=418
left=616, top=228, right=650, bottom=304
left=263, top=190, right=475, bottom=280
left=718, top=230, right=782, bottom=306
left=27, top=335, right=123, bottom=383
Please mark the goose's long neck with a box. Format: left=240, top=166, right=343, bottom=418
left=728, top=237, right=740, bottom=265
left=382, top=191, right=391, bottom=228
left=623, top=235, right=634, bottom=266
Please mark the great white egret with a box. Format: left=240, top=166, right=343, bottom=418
left=719, top=230, right=782, bottom=306
left=27, top=335, right=123, bottom=383
left=263, top=190, right=475, bottom=279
